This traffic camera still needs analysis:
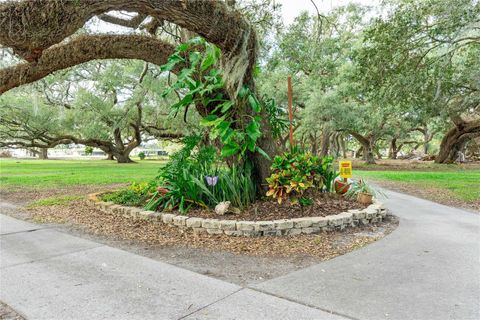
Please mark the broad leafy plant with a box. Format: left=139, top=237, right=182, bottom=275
left=266, top=149, right=336, bottom=204
left=161, top=37, right=267, bottom=159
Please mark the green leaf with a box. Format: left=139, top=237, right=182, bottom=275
left=220, top=127, right=235, bottom=143
left=248, top=94, right=261, bottom=113
left=161, top=54, right=184, bottom=72
left=170, top=94, right=193, bottom=111
left=200, top=114, right=219, bottom=126
left=238, top=86, right=250, bottom=98
left=221, top=143, right=240, bottom=157
left=256, top=146, right=271, bottom=160
left=189, top=52, right=201, bottom=65
left=246, top=120, right=261, bottom=141
left=201, top=48, right=218, bottom=71
left=176, top=43, right=190, bottom=53
left=246, top=138, right=256, bottom=152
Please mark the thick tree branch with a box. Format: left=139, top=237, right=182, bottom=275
left=98, top=13, right=147, bottom=28
left=0, top=0, right=256, bottom=95
left=0, top=35, right=176, bottom=94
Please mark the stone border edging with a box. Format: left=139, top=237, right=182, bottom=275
left=87, top=193, right=388, bottom=237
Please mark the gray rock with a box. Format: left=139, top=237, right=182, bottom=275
left=186, top=218, right=203, bottom=228
left=206, top=228, right=223, bottom=235
left=202, top=219, right=219, bottom=229
left=218, top=220, right=237, bottom=231
left=237, top=221, right=255, bottom=231
left=286, top=228, right=302, bottom=236
left=292, top=218, right=313, bottom=228
left=254, top=221, right=275, bottom=231
left=173, top=215, right=188, bottom=226
left=273, top=219, right=294, bottom=230
left=310, top=217, right=329, bottom=227
left=224, top=230, right=243, bottom=236
left=242, top=230, right=261, bottom=237
left=263, top=230, right=282, bottom=236
left=301, top=227, right=320, bottom=234
left=162, top=213, right=175, bottom=224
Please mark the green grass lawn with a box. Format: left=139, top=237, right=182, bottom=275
left=0, top=159, right=165, bottom=189
left=356, top=169, right=480, bottom=202
left=1, top=159, right=478, bottom=205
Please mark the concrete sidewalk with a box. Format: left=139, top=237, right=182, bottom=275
left=253, top=191, right=480, bottom=320
left=1, top=190, right=479, bottom=320
left=0, top=214, right=344, bottom=320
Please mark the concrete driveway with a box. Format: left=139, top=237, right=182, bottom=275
left=1, top=190, right=479, bottom=319
left=253, top=191, right=480, bottom=320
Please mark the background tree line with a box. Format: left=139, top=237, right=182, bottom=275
left=0, top=0, right=478, bottom=165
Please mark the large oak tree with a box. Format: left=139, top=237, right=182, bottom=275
left=0, top=0, right=277, bottom=186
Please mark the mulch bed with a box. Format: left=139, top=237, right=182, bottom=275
left=11, top=199, right=398, bottom=258
left=181, top=193, right=366, bottom=221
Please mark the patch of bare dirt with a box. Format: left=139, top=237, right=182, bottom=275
left=185, top=193, right=366, bottom=221
left=0, top=184, right=126, bottom=206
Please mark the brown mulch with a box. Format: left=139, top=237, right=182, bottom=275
left=185, top=193, right=366, bottom=221
left=19, top=199, right=398, bottom=259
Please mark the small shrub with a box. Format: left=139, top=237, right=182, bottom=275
left=344, top=179, right=386, bottom=200
left=102, top=181, right=156, bottom=207
left=84, top=146, right=93, bottom=156
left=266, top=149, right=337, bottom=204
left=138, top=151, right=146, bottom=160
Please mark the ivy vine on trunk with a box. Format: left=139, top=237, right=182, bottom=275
left=161, top=37, right=270, bottom=165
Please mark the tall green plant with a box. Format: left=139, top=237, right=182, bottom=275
left=160, top=37, right=268, bottom=160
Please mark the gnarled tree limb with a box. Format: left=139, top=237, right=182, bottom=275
left=0, top=34, right=176, bottom=94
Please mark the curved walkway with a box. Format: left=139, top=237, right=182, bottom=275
left=253, top=190, right=480, bottom=320
left=1, top=190, right=479, bottom=319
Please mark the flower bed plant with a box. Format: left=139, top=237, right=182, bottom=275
left=266, top=148, right=337, bottom=205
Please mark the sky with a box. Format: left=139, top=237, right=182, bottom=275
left=88, top=0, right=381, bottom=33
left=278, top=0, right=379, bottom=25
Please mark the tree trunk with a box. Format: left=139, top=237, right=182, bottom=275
left=355, top=146, right=363, bottom=158
left=350, top=132, right=376, bottom=164
left=435, top=119, right=480, bottom=163
left=340, top=137, right=347, bottom=158
left=39, top=148, right=48, bottom=159
left=114, top=152, right=134, bottom=163
left=319, top=129, right=330, bottom=157
left=250, top=123, right=277, bottom=192
left=389, top=138, right=398, bottom=159
left=363, top=143, right=376, bottom=164
left=310, top=133, right=318, bottom=155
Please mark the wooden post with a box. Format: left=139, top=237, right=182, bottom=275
left=287, top=76, right=294, bottom=147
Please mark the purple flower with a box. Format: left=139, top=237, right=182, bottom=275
left=205, top=175, right=219, bottom=187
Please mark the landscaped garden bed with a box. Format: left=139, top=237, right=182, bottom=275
left=89, top=192, right=387, bottom=237
left=89, top=40, right=390, bottom=237
left=177, top=193, right=366, bottom=220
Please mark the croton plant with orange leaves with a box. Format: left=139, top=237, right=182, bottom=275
left=266, top=149, right=335, bottom=204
